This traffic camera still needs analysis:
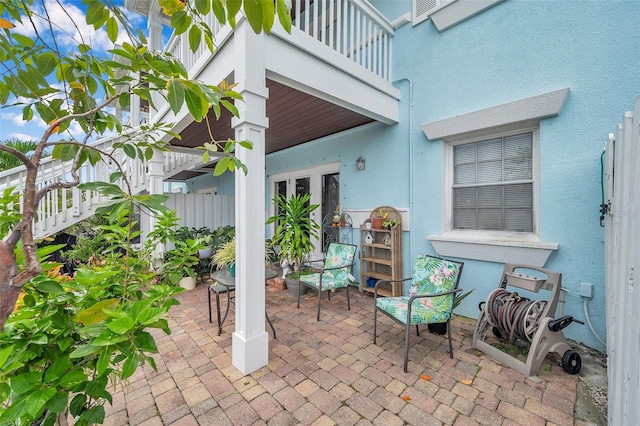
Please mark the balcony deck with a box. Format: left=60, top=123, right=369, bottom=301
left=151, top=0, right=400, bottom=154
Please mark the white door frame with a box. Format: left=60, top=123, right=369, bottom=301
left=268, top=162, right=340, bottom=260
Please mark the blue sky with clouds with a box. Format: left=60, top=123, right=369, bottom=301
left=0, top=0, right=146, bottom=143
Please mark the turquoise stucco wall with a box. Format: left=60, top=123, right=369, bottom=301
left=388, top=0, right=640, bottom=352
left=198, top=0, right=640, bottom=351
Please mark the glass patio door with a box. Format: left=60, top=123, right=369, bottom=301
left=269, top=163, right=340, bottom=261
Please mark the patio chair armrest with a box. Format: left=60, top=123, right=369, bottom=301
left=303, top=257, right=326, bottom=267
left=315, top=262, right=356, bottom=273
left=373, top=277, right=412, bottom=299
left=409, top=288, right=463, bottom=302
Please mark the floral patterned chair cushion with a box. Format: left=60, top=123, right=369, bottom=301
left=300, top=243, right=357, bottom=290
left=373, top=255, right=464, bottom=372
left=375, top=255, right=462, bottom=325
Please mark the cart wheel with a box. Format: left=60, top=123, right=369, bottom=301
left=561, top=350, right=582, bottom=374
left=492, top=326, right=503, bottom=339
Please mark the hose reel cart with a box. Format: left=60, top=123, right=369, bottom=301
left=472, top=264, right=584, bottom=381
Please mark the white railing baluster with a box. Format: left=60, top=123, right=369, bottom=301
left=295, top=0, right=301, bottom=30
left=313, top=0, right=318, bottom=39
left=328, top=0, right=334, bottom=49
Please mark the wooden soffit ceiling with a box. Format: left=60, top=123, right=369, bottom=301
left=170, top=79, right=374, bottom=155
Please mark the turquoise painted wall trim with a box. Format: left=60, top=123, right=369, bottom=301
left=421, top=87, right=570, bottom=141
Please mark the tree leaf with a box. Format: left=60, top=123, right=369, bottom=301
left=109, top=171, right=124, bottom=183
left=85, top=1, right=104, bottom=26
left=184, top=85, right=206, bottom=121
left=25, top=388, right=56, bottom=419
left=45, top=391, right=68, bottom=413
left=59, top=369, right=87, bottom=388
left=76, top=298, right=119, bottom=325
left=276, top=0, right=292, bottom=33
left=171, top=10, right=191, bottom=35
left=194, top=0, right=210, bottom=15
left=69, top=393, right=87, bottom=417
left=226, top=0, right=242, bottom=24
left=35, top=52, right=58, bottom=76
left=80, top=404, right=105, bottom=425
left=44, top=357, right=70, bottom=383
left=121, top=354, right=138, bottom=379
left=123, top=143, right=136, bottom=159
left=52, top=143, right=79, bottom=161
left=243, top=0, right=264, bottom=34
left=96, top=348, right=112, bottom=377
left=69, top=344, right=100, bottom=359
left=212, top=0, right=226, bottom=25
left=106, top=316, right=134, bottom=335
left=0, top=345, right=14, bottom=369
left=262, top=0, right=275, bottom=34
left=0, top=17, right=15, bottom=29
left=106, top=16, right=118, bottom=43
left=166, top=78, right=185, bottom=114
left=188, top=25, right=202, bottom=53
left=35, top=280, right=64, bottom=294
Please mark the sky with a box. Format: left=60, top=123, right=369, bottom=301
left=0, top=0, right=146, bottom=143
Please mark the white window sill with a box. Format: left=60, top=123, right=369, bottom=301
left=427, top=233, right=558, bottom=266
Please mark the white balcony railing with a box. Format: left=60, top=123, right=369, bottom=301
left=0, top=134, right=203, bottom=239
left=162, top=0, right=393, bottom=81
left=291, top=0, right=394, bottom=80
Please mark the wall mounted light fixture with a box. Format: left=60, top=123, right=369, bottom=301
left=356, top=156, right=366, bottom=171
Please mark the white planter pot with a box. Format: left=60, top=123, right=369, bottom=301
left=198, top=246, right=213, bottom=259
left=179, top=276, right=197, bottom=290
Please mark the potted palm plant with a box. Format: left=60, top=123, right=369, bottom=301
left=266, top=193, right=321, bottom=297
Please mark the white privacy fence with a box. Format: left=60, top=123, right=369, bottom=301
left=164, top=192, right=235, bottom=231
left=0, top=134, right=203, bottom=240
left=603, top=96, right=640, bottom=425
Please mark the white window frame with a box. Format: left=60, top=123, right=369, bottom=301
left=422, top=89, right=569, bottom=266
left=429, top=126, right=557, bottom=266
left=442, top=125, right=540, bottom=240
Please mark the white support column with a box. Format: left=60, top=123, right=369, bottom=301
left=231, top=21, right=270, bottom=375
left=146, top=149, right=165, bottom=262
left=147, top=12, right=163, bottom=118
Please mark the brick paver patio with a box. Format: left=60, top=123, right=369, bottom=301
left=103, top=280, right=585, bottom=425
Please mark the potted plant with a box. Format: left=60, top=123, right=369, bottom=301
left=212, top=237, right=237, bottom=276
left=372, top=208, right=388, bottom=229
left=211, top=236, right=277, bottom=278
left=266, top=193, right=321, bottom=297
left=162, top=238, right=206, bottom=290
left=382, top=218, right=401, bottom=229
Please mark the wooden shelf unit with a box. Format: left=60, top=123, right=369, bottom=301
left=359, top=207, right=403, bottom=297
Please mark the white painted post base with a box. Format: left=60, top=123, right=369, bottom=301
left=232, top=330, right=269, bottom=375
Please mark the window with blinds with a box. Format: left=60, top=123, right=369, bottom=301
left=453, top=132, right=533, bottom=232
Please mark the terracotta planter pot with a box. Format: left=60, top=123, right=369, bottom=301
left=372, top=217, right=384, bottom=229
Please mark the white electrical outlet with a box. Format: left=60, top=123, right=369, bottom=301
left=579, top=282, right=593, bottom=298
